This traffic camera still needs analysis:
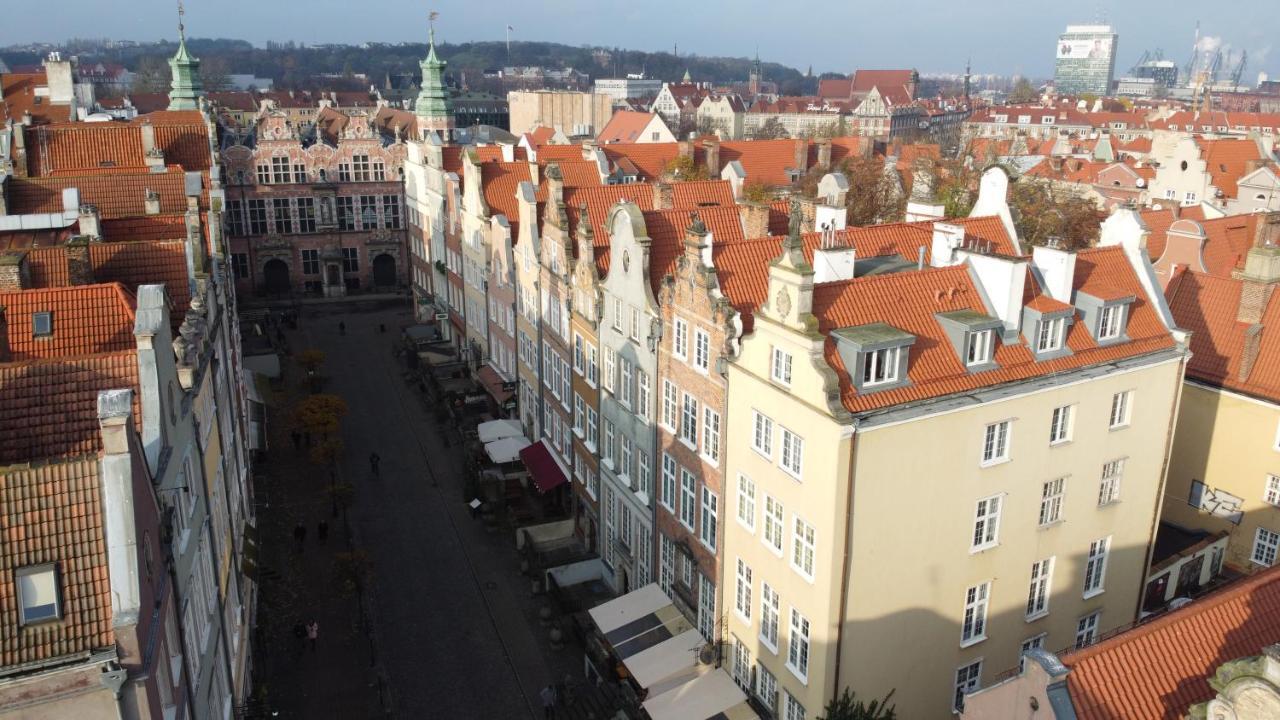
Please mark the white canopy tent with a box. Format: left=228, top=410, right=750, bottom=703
left=477, top=419, right=524, bottom=443
left=484, top=436, right=531, bottom=464
left=642, top=667, right=756, bottom=720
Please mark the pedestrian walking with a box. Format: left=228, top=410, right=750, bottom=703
left=306, top=620, right=319, bottom=652
left=540, top=685, right=557, bottom=719
left=293, top=522, right=307, bottom=550
left=291, top=430, right=302, bottom=452
left=379, top=323, right=386, bottom=333
left=338, top=321, right=346, bottom=335
left=317, top=519, right=329, bottom=544
left=369, top=452, right=381, bottom=477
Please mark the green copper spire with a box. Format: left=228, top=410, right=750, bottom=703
left=167, top=1, right=203, bottom=111
left=682, top=68, right=692, bottom=83
left=414, top=21, right=453, bottom=122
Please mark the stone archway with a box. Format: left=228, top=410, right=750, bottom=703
left=263, top=258, right=291, bottom=294
left=372, top=253, right=397, bottom=288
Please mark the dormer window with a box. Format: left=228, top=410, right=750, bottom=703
left=967, top=329, right=994, bottom=366
left=937, top=310, right=1002, bottom=373
left=833, top=323, right=915, bottom=394
left=1097, top=305, right=1125, bottom=340
left=1076, top=291, right=1135, bottom=346
left=32, top=311, right=53, bottom=337
left=863, top=346, right=901, bottom=386
left=1037, top=317, right=1065, bottom=352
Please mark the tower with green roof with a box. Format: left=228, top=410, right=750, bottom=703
left=167, top=2, right=204, bottom=111
left=414, top=21, right=454, bottom=139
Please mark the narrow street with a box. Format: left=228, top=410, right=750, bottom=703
left=256, top=300, right=580, bottom=719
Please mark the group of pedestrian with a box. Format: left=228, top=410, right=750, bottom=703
left=293, top=519, right=329, bottom=550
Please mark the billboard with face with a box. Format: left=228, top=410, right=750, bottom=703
left=1058, top=37, right=1112, bottom=60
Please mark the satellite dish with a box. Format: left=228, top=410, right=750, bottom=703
left=1136, top=178, right=1146, bottom=188
left=697, top=643, right=717, bottom=665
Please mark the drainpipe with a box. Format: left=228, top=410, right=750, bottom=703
left=831, top=421, right=860, bottom=700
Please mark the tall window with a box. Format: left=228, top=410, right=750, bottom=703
left=972, top=495, right=1002, bottom=550
left=680, top=469, right=696, bottom=529
left=1037, top=316, right=1065, bottom=352
left=791, top=517, right=815, bottom=580
left=1040, top=478, right=1065, bottom=526
left=694, top=329, right=710, bottom=371
left=612, top=298, right=623, bottom=331
left=230, top=253, right=249, bottom=279
left=1084, top=537, right=1110, bottom=595
left=247, top=199, right=268, bottom=234
left=603, top=419, right=615, bottom=467
left=296, top=197, right=316, bottom=232
left=637, top=450, right=651, bottom=497
left=271, top=156, right=291, bottom=183
left=756, top=664, right=778, bottom=712
left=967, top=329, right=994, bottom=365
left=629, top=308, right=641, bottom=342
left=587, top=345, right=599, bottom=386
left=1098, top=459, right=1124, bottom=506
left=603, top=347, right=615, bottom=392
left=673, top=318, right=688, bottom=359
left=735, top=559, right=753, bottom=621
left=336, top=197, right=355, bottom=230
left=372, top=159, right=386, bottom=181
left=1109, top=391, right=1132, bottom=429
left=680, top=393, right=699, bottom=447
left=698, top=574, right=715, bottom=641
left=661, top=454, right=677, bottom=511
left=225, top=199, right=245, bottom=236
left=1098, top=304, right=1124, bottom=339
left=954, top=661, right=982, bottom=712
left=382, top=195, right=402, bottom=228
left=1075, top=612, right=1100, bottom=648
left=760, top=584, right=780, bottom=651
left=255, top=163, right=271, bottom=184
left=352, top=153, right=371, bottom=181
left=702, top=408, right=721, bottom=464
left=1026, top=558, right=1054, bottom=618
left=737, top=474, right=756, bottom=531
left=1253, top=527, right=1279, bottom=567
left=359, top=195, right=378, bottom=229
left=661, top=380, right=677, bottom=429
left=771, top=347, right=792, bottom=385
left=763, top=495, right=784, bottom=554
left=620, top=436, right=633, bottom=478
left=660, top=535, right=674, bottom=594
left=982, top=420, right=1010, bottom=464
left=1266, top=475, right=1280, bottom=507
left=272, top=198, right=292, bottom=234
left=862, top=346, right=900, bottom=385
left=637, top=371, right=651, bottom=420
left=619, top=358, right=634, bottom=407
left=961, top=581, right=990, bottom=645
left=342, top=247, right=359, bottom=273
left=752, top=411, right=774, bottom=457
left=1049, top=405, right=1073, bottom=444
left=786, top=608, right=810, bottom=681
left=301, top=249, right=320, bottom=275
left=700, top=488, right=718, bottom=550
left=780, top=428, right=803, bottom=478
left=784, top=693, right=806, bottom=720
left=293, top=162, right=308, bottom=183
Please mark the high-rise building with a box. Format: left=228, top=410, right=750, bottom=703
left=1054, top=24, right=1118, bottom=96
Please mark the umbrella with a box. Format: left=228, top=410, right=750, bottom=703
left=477, top=419, right=524, bottom=443
left=485, top=436, right=531, bottom=464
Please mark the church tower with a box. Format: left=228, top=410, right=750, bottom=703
left=414, top=19, right=454, bottom=140
left=748, top=51, right=762, bottom=96
left=167, top=1, right=204, bottom=111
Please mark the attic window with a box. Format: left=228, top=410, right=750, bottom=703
left=832, top=323, right=916, bottom=394
left=967, top=330, right=994, bottom=366
left=1098, top=305, right=1125, bottom=340
left=863, top=347, right=901, bottom=386
left=1036, top=317, right=1066, bottom=352
left=1076, top=291, right=1135, bottom=346
left=32, top=311, right=53, bottom=337
left=16, top=564, right=60, bottom=625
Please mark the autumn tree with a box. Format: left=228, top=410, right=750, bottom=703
left=661, top=155, right=709, bottom=181
left=294, top=394, right=348, bottom=439
left=742, top=181, right=773, bottom=204
left=840, top=156, right=906, bottom=226
left=819, top=688, right=897, bottom=720
left=750, top=117, right=790, bottom=140
left=1007, top=77, right=1038, bottom=103
left=297, top=348, right=326, bottom=374
left=132, top=56, right=171, bottom=93
left=1007, top=178, right=1101, bottom=249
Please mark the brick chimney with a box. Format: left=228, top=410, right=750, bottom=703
left=0, top=250, right=31, bottom=290
left=546, top=162, right=565, bottom=207
left=653, top=182, right=674, bottom=210
left=140, top=123, right=165, bottom=173
left=816, top=138, right=833, bottom=171
left=0, top=306, right=9, bottom=362
left=67, top=235, right=94, bottom=286
left=683, top=211, right=708, bottom=262
left=144, top=189, right=161, bottom=215
left=78, top=203, right=101, bottom=239
left=1236, top=244, right=1280, bottom=324
left=740, top=202, right=771, bottom=239
left=792, top=139, right=809, bottom=178
left=704, top=138, right=720, bottom=177
left=677, top=139, right=694, bottom=161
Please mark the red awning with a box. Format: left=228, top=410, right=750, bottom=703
left=475, top=364, right=514, bottom=404
left=519, top=441, right=568, bottom=494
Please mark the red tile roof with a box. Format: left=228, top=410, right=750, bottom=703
left=481, top=161, right=532, bottom=236
left=671, top=180, right=735, bottom=207
left=8, top=168, right=197, bottom=219
left=22, top=242, right=191, bottom=316
left=23, top=113, right=210, bottom=176
left=537, top=144, right=587, bottom=163
left=802, top=245, right=1173, bottom=413
left=1061, top=565, right=1280, bottom=720
left=817, top=77, right=853, bottom=101
left=0, top=351, right=141, bottom=464
left=0, top=72, right=71, bottom=125
left=0, top=458, right=114, bottom=666
left=851, top=69, right=916, bottom=97
left=602, top=144, right=680, bottom=182
left=1196, top=137, right=1263, bottom=198
left=527, top=126, right=556, bottom=146
left=597, top=111, right=661, bottom=144
left=640, top=206, right=745, bottom=294
left=0, top=283, right=137, bottom=361
left=1146, top=210, right=1259, bottom=279
left=719, top=139, right=804, bottom=187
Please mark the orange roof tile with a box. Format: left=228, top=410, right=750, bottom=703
left=1197, top=137, right=1262, bottom=198
left=0, top=458, right=114, bottom=666
left=0, top=283, right=137, bottom=361
left=719, top=139, right=805, bottom=187
left=20, top=242, right=191, bottom=317
left=597, top=111, right=661, bottom=144
left=537, top=144, right=587, bottom=164
left=481, top=161, right=532, bottom=236
left=1146, top=210, right=1259, bottom=278
left=602, top=144, right=680, bottom=182
left=0, top=72, right=71, bottom=125
left=1061, top=565, right=1280, bottom=720
left=527, top=126, right=556, bottom=146
left=8, top=168, right=197, bottom=219
left=640, top=206, right=745, bottom=294
left=0, top=351, right=141, bottom=464
left=671, top=180, right=735, bottom=207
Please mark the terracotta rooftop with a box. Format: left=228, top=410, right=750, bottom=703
left=640, top=205, right=745, bottom=294
left=1060, top=565, right=1280, bottom=720
left=0, top=72, right=71, bottom=125
left=0, top=458, right=114, bottom=667
left=7, top=168, right=199, bottom=219
left=602, top=144, right=679, bottom=182
left=1146, top=210, right=1261, bottom=279
left=1196, top=137, right=1263, bottom=199
left=536, top=144, right=587, bottom=164
left=719, top=139, right=805, bottom=187
left=480, top=161, right=533, bottom=237
left=23, top=112, right=210, bottom=176
left=597, top=111, right=662, bottom=144
left=671, top=180, right=735, bottom=208
left=0, top=350, right=142, bottom=466
left=18, top=242, right=191, bottom=319
left=0, top=283, right=137, bottom=361
left=1166, top=269, right=1280, bottom=404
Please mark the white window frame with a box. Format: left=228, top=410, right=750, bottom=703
left=1109, top=390, right=1133, bottom=429
left=1075, top=611, right=1100, bottom=649
left=680, top=393, right=699, bottom=448
left=784, top=692, right=807, bottom=720
left=981, top=420, right=1011, bottom=466
left=1098, top=458, right=1124, bottom=506
left=702, top=407, right=721, bottom=465
left=763, top=494, right=784, bottom=556
left=693, top=328, right=711, bottom=372
left=680, top=469, right=697, bottom=530
left=1098, top=304, right=1125, bottom=340
left=759, top=583, right=780, bottom=652
left=661, top=380, right=678, bottom=430
left=791, top=516, right=816, bottom=582
left=786, top=607, right=810, bottom=682
left=1083, top=536, right=1110, bottom=597
left=971, top=494, right=1002, bottom=552
left=954, top=660, right=982, bottom=712
left=1049, top=404, right=1073, bottom=445
left=771, top=346, right=793, bottom=385
left=960, top=581, right=990, bottom=646
left=1253, top=527, right=1279, bottom=567
left=735, top=558, right=753, bottom=622
left=752, top=411, right=774, bottom=458
left=1040, top=477, right=1065, bottom=526
left=737, top=474, right=756, bottom=532
left=1037, top=316, right=1065, bottom=352
left=1026, top=557, right=1054, bottom=620
left=700, top=487, right=718, bottom=551
left=660, top=454, right=677, bottom=512
left=637, top=370, right=651, bottom=421
left=967, top=329, right=994, bottom=366
left=779, top=427, right=803, bottom=479
left=862, top=346, right=901, bottom=386
left=673, top=317, right=689, bottom=360
left=1265, top=475, right=1280, bottom=507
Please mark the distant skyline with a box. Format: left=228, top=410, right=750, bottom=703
left=2, top=0, right=1276, bottom=82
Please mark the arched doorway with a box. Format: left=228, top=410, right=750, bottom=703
left=372, top=253, right=396, bottom=288
left=263, top=259, right=290, bottom=294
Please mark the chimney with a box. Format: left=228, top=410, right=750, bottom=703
left=66, top=235, right=94, bottom=285
left=97, top=388, right=142, bottom=626
left=0, top=306, right=9, bottom=362
left=677, top=139, right=694, bottom=163
left=684, top=211, right=708, bottom=263
left=792, top=139, right=809, bottom=178
left=0, top=250, right=31, bottom=290
left=43, top=52, right=75, bottom=105
left=133, top=285, right=175, bottom=470
left=77, top=203, right=101, bottom=239
left=144, top=189, right=161, bottom=215
left=140, top=123, right=165, bottom=173
left=704, top=138, right=720, bottom=177
left=1032, top=242, right=1078, bottom=301
left=185, top=196, right=207, bottom=276
left=545, top=162, right=565, bottom=206
left=653, top=181, right=674, bottom=210
left=527, top=160, right=540, bottom=188
left=958, top=250, right=1029, bottom=337
left=816, top=138, right=833, bottom=171
left=930, top=222, right=966, bottom=267
left=1237, top=244, right=1280, bottom=324
left=740, top=202, right=771, bottom=239
left=816, top=172, right=849, bottom=231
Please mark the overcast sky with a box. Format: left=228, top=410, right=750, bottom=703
left=4, top=0, right=1276, bottom=81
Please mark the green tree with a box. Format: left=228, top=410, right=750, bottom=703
left=1007, top=178, right=1100, bottom=249
left=750, top=117, right=790, bottom=140
left=661, top=155, right=709, bottom=181
left=1007, top=77, right=1038, bottom=103
left=818, top=688, right=897, bottom=720
left=742, top=181, right=773, bottom=204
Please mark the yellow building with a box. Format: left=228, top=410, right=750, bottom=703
left=1163, top=243, right=1280, bottom=571
left=720, top=203, right=1188, bottom=719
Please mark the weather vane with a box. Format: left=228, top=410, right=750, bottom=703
left=177, top=0, right=186, bottom=42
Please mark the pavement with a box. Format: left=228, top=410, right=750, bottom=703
left=253, top=303, right=583, bottom=719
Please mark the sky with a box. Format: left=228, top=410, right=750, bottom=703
left=3, top=0, right=1277, bottom=81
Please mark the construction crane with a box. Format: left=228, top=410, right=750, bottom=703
left=1230, top=50, right=1248, bottom=91
left=1184, top=21, right=1200, bottom=81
